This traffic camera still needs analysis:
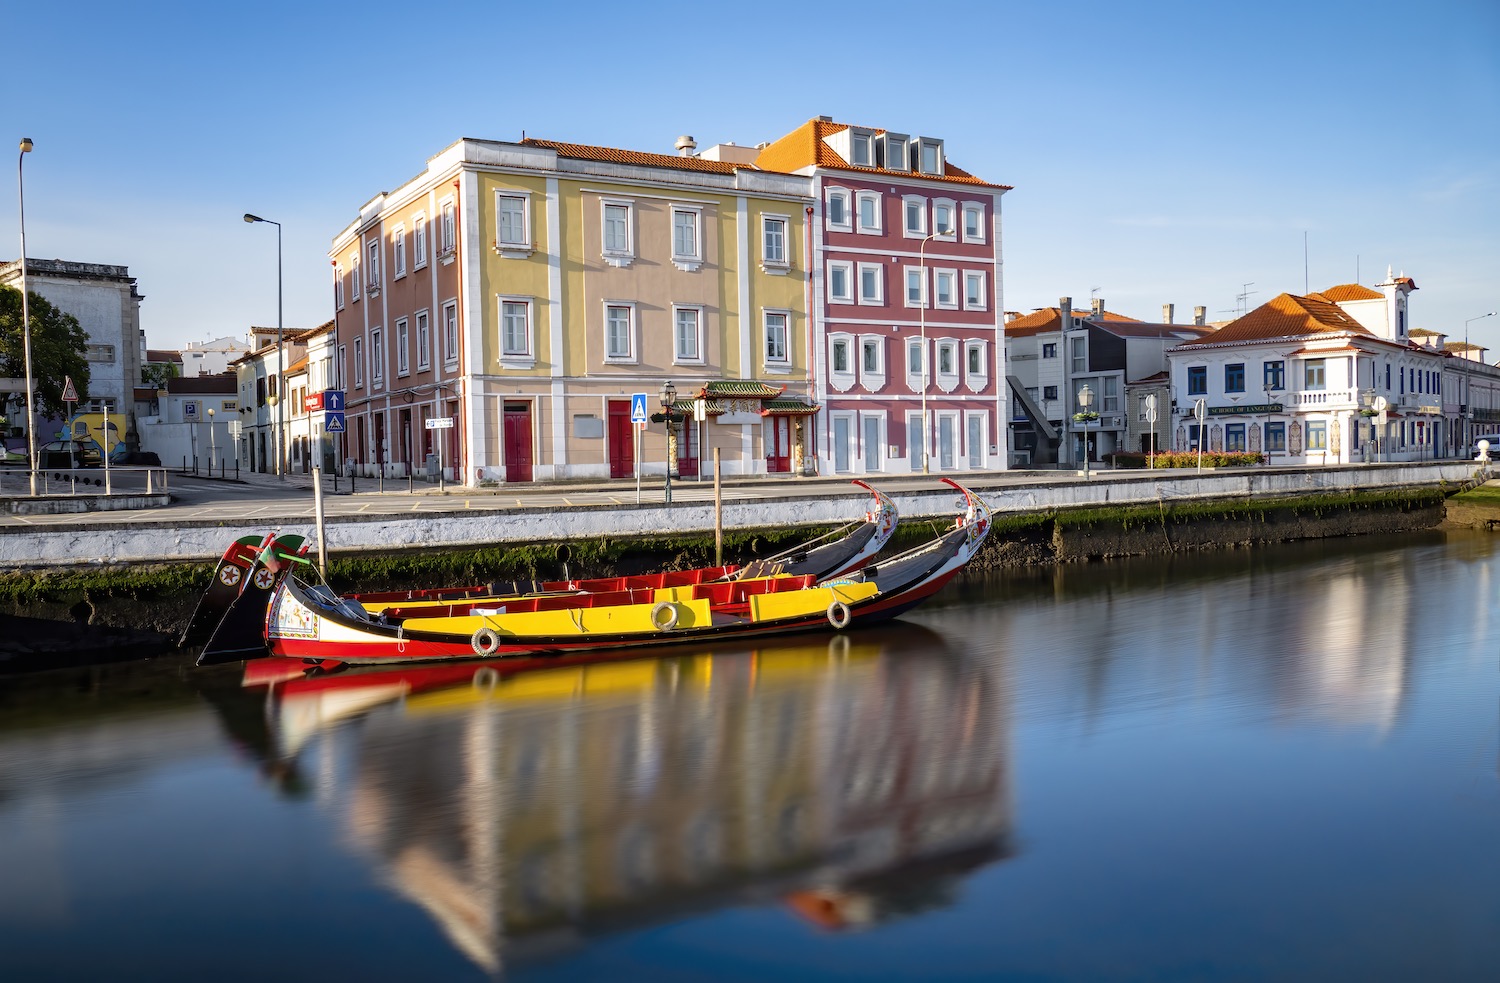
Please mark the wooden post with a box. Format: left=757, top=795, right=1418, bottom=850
left=312, top=466, right=328, bottom=576
left=713, top=448, right=723, bottom=567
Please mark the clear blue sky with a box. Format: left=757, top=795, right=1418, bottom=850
left=7, top=0, right=1498, bottom=352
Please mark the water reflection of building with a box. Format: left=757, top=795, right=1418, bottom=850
left=262, top=631, right=1011, bottom=975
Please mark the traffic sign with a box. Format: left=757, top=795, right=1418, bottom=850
left=325, top=411, right=346, bottom=433
left=184, top=400, right=200, bottom=421
left=324, top=390, right=345, bottom=412
left=693, top=399, right=707, bottom=423
left=1144, top=393, right=1158, bottom=423
left=630, top=393, right=648, bottom=423
left=425, top=416, right=455, bottom=430
left=62, top=376, right=78, bottom=402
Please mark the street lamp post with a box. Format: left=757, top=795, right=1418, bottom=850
left=1077, top=384, right=1095, bottom=481
left=243, top=213, right=284, bottom=478
left=1463, top=312, right=1496, bottom=456
left=17, top=137, right=37, bottom=496
left=918, top=228, right=955, bottom=475
left=659, top=380, right=677, bottom=505
left=207, top=406, right=216, bottom=475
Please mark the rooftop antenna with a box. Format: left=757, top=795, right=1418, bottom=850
left=1236, top=282, right=1256, bottom=317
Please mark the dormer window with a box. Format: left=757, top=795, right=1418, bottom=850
left=916, top=137, right=944, bottom=176
left=883, top=133, right=909, bottom=171
left=850, top=129, right=874, bottom=167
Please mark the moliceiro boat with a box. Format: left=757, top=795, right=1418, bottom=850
left=259, top=480, right=989, bottom=668
left=191, top=480, right=898, bottom=665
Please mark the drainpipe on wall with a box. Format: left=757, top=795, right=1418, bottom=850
left=451, top=176, right=468, bottom=486
left=804, top=205, right=817, bottom=476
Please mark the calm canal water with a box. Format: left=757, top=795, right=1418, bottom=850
left=1, top=531, right=1497, bottom=981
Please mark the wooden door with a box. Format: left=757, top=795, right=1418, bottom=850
left=608, top=400, right=635, bottom=479
left=766, top=417, right=791, bottom=473
left=503, top=401, right=533, bottom=483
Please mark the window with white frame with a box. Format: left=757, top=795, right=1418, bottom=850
left=1102, top=376, right=1119, bottom=412
left=937, top=341, right=958, bottom=380
left=855, top=191, right=881, bottom=234
left=353, top=337, right=364, bottom=388
left=962, top=204, right=985, bottom=243
left=604, top=303, right=635, bottom=361
left=336, top=344, right=347, bottom=390
left=413, top=214, right=428, bottom=268
left=859, top=335, right=886, bottom=390
left=964, top=271, right=986, bottom=310
left=394, top=228, right=407, bottom=278
left=831, top=336, right=852, bottom=374
left=499, top=299, right=531, bottom=358
left=371, top=328, right=383, bottom=382
left=850, top=130, right=873, bottom=167
left=601, top=200, right=633, bottom=262
left=496, top=192, right=530, bottom=249
left=933, top=199, right=955, bottom=236
left=443, top=301, right=458, bottom=363
left=905, top=267, right=926, bottom=308
left=762, top=214, right=788, bottom=270
left=966, top=341, right=987, bottom=384
left=671, top=206, right=701, bottom=268
left=934, top=269, right=957, bottom=309
left=440, top=200, right=456, bottom=257
left=917, top=138, right=943, bottom=175
left=884, top=133, right=909, bottom=171
left=351, top=254, right=361, bottom=300
left=828, top=261, right=853, bottom=304
left=367, top=239, right=381, bottom=291
left=857, top=263, right=883, bottom=305
left=826, top=188, right=851, bottom=231
left=764, top=311, right=789, bottom=365
left=903, top=196, right=927, bottom=237
left=674, top=307, right=703, bottom=363
left=416, top=311, right=430, bottom=370
left=334, top=267, right=344, bottom=309
left=396, top=318, right=409, bottom=376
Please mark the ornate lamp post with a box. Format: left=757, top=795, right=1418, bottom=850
left=660, top=380, right=677, bottom=505
left=1077, top=384, right=1095, bottom=481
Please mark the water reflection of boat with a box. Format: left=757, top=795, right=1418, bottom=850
left=244, top=624, right=1011, bottom=975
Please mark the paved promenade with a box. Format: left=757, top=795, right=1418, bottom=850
left=0, top=460, right=1486, bottom=570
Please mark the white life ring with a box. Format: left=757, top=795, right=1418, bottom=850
left=826, top=600, right=852, bottom=630
left=650, top=602, right=679, bottom=631
left=471, top=627, right=501, bottom=656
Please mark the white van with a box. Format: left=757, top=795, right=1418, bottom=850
left=1472, top=434, right=1500, bottom=458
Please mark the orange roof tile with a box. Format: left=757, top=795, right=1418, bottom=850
left=754, top=118, right=1011, bottom=190
left=1315, top=283, right=1382, bottom=302
left=520, top=137, right=742, bottom=175
left=1181, top=293, right=1374, bottom=346
left=1003, top=307, right=1140, bottom=337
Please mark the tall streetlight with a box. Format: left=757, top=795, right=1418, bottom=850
left=1463, top=312, right=1496, bottom=456
left=1077, top=384, right=1095, bottom=481
left=207, top=406, right=216, bottom=474
left=17, top=137, right=37, bottom=496
left=243, top=213, right=284, bottom=478
left=918, top=227, right=956, bottom=474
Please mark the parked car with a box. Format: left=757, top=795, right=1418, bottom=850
left=1472, top=434, right=1500, bottom=457
left=39, top=439, right=102, bottom=469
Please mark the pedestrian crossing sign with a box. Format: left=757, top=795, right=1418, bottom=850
left=630, top=393, right=648, bottom=423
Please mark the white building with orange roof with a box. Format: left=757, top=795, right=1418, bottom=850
left=1167, top=271, right=1454, bottom=463
left=753, top=117, right=1010, bottom=476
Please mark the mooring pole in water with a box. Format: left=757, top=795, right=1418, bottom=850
left=714, top=448, right=723, bottom=567
left=312, top=466, right=328, bottom=576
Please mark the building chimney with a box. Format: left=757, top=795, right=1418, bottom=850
left=1193, top=305, right=1206, bottom=325
left=1162, top=303, right=1175, bottom=324
left=1059, top=296, right=1073, bottom=328
left=1091, top=298, right=1105, bottom=319
left=675, top=135, right=697, bottom=157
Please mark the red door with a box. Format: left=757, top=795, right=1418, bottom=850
left=677, top=418, right=699, bottom=478
left=766, top=417, right=791, bottom=473
left=608, top=399, right=635, bottom=479
left=503, top=401, right=533, bottom=483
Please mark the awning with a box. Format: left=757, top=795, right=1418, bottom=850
left=759, top=399, right=821, bottom=417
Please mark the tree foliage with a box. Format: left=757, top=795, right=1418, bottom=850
left=0, top=284, right=91, bottom=418
left=142, top=360, right=180, bottom=389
